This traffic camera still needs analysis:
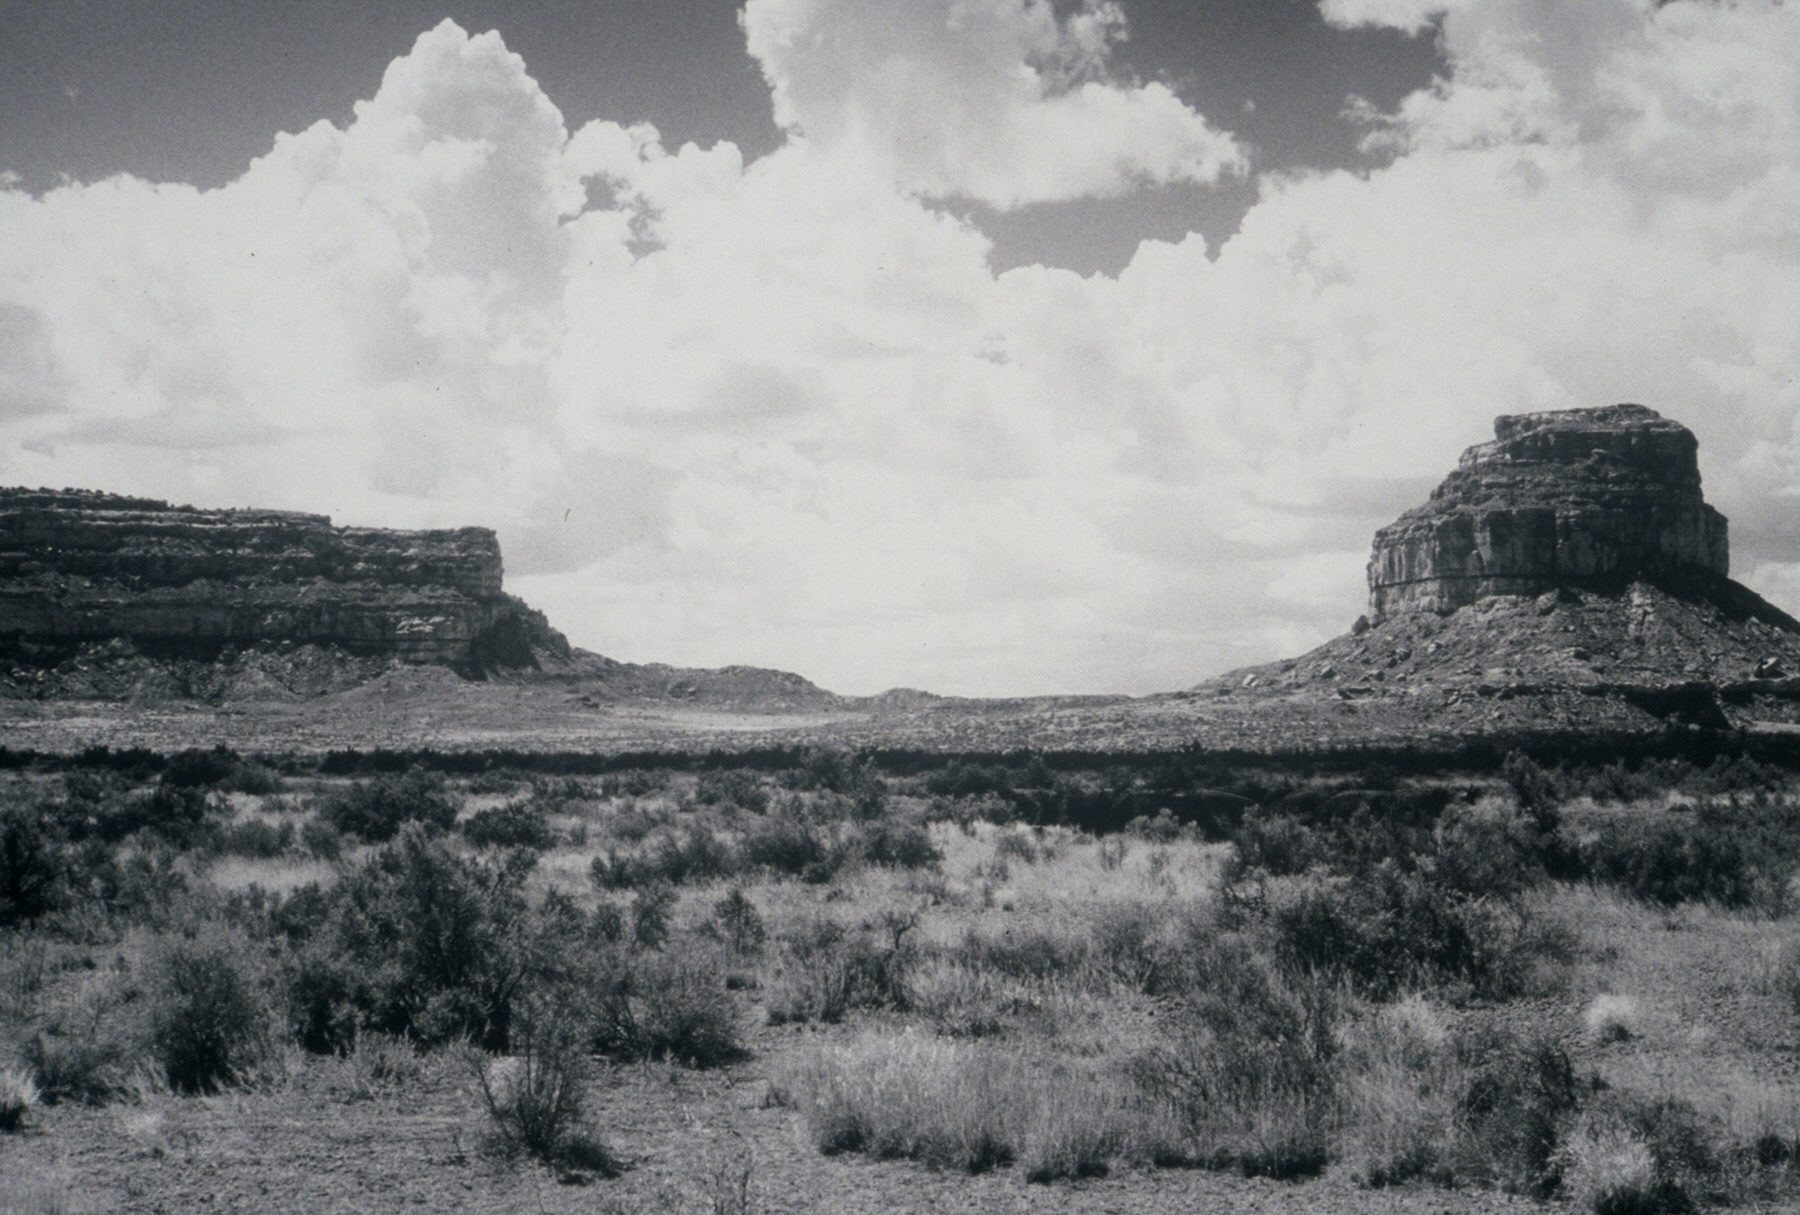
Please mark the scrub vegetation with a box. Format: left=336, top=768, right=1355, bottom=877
left=3, top=744, right=1800, bottom=1212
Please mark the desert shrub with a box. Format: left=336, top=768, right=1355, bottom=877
left=1451, top=1029, right=1581, bottom=1196
left=290, top=827, right=534, bottom=1050
left=1131, top=933, right=1338, bottom=1179
left=1567, top=799, right=1800, bottom=911
left=0, top=1064, right=37, bottom=1132
left=590, top=826, right=737, bottom=889
left=955, top=926, right=1092, bottom=985
left=786, top=748, right=882, bottom=798
left=21, top=1013, right=132, bottom=1105
left=854, top=820, right=940, bottom=869
left=696, top=770, right=770, bottom=815
left=146, top=929, right=273, bottom=1093
left=589, top=847, right=645, bottom=890
left=627, top=948, right=746, bottom=1067
left=600, top=769, right=669, bottom=799
left=711, top=887, right=765, bottom=954
left=1231, top=813, right=1332, bottom=878
left=1091, top=902, right=1167, bottom=993
left=631, top=881, right=677, bottom=950
left=654, top=826, right=737, bottom=883
left=214, top=817, right=293, bottom=858
left=1584, top=994, right=1641, bottom=1044
left=325, top=1031, right=422, bottom=1101
left=472, top=991, right=618, bottom=1175
left=1339, top=995, right=1460, bottom=1187
left=1504, top=751, right=1567, bottom=812
left=317, top=769, right=458, bottom=843
left=461, top=799, right=554, bottom=850
left=993, top=830, right=1039, bottom=864
left=589, top=899, right=624, bottom=945
left=161, top=746, right=276, bottom=791
left=94, top=847, right=190, bottom=925
left=300, top=816, right=342, bottom=860
left=1339, top=1006, right=1582, bottom=1197
left=1265, top=859, right=1571, bottom=1001
left=739, top=814, right=829, bottom=877
left=1126, top=808, right=1190, bottom=843
left=99, top=784, right=216, bottom=846
left=769, top=916, right=917, bottom=1024
left=0, top=808, right=68, bottom=925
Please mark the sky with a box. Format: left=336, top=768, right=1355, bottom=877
left=1, top=1, right=1797, bottom=696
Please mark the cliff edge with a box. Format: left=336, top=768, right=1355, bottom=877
left=0, top=488, right=569, bottom=699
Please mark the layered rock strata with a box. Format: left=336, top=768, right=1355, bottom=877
left=0, top=488, right=566, bottom=673
left=1368, top=405, right=1730, bottom=622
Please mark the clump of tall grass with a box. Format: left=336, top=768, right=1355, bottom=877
left=767, top=914, right=918, bottom=1025
left=0, top=1063, right=39, bottom=1131
left=776, top=1030, right=1133, bottom=1181
left=1129, top=933, right=1338, bottom=1179
left=1338, top=1001, right=1581, bottom=1197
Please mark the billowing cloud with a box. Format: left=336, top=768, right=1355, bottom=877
left=1, top=2, right=1798, bottom=695
left=740, top=0, right=1244, bottom=207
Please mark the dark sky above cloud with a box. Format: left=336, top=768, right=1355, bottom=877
left=1, top=0, right=1440, bottom=272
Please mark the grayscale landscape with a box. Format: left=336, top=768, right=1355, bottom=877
left=3, top=3, right=1799, bottom=1214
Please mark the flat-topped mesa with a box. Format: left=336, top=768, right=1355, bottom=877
left=0, top=488, right=566, bottom=673
left=1368, top=405, right=1730, bottom=622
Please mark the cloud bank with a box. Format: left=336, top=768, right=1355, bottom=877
left=1, top=0, right=1797, bottom=695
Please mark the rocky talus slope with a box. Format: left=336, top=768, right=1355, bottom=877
left=1201, top=405, right=1800, bottom=743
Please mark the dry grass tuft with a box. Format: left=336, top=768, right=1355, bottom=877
left=1585, top=994, right=1642, bottom=1044
left=0, top=1064, right=39, bottom=1132
left=776, top=1029, right=1135, bottom=1181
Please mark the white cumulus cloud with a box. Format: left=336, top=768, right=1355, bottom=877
left=1, top=1, right=1799, bottom=695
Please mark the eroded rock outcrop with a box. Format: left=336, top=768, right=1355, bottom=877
left=1368, top=405, right=1730, bottom=621
left=0, top=488, right=567, bottom=678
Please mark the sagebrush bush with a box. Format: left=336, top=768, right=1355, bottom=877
left=711, top=887, right=765, bottom=955
left=0, top=808, right=67, bottom=925
left=214, top=817, right=293, bottom=859
left=854, top=820, right=940, bottom=869
left=317, top=770, right=458, bottom=843
left=739, top=814, right=829, bottom=878
left=590, top=826, right=737, bottom=889
left=627, top=948, right=746, bottom=1067
left=287, top=827, right=534, bottom=1050
left=1264, top=860, right=1571, bottom=1001
left=472, top=993, right=618, bottom=1174
left=631, top=881, right=677, bottom=950
left=100, top=784, right=216, bottom=846
left=146, top=929, right=272, bottom=1093
left=1585, top=994, right=1641, bottom=1044
left=1566, top=799, right=1800, bottom=912
left=300, top=816, right=342, bottom=860
left=461, top=799, right=554, bottom=850
left=1557, top=1093, right=1725, bottom=1214
left=22, top=1025, right=131, bottom=1106
left=695, top=770, right=770, bottom=815
left=768, top=916, right=917, bottom=1025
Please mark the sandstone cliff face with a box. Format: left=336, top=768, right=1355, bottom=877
left=1368, top=405, right=1730, bottom=621
left=0, top=488, right=566, bottom=674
